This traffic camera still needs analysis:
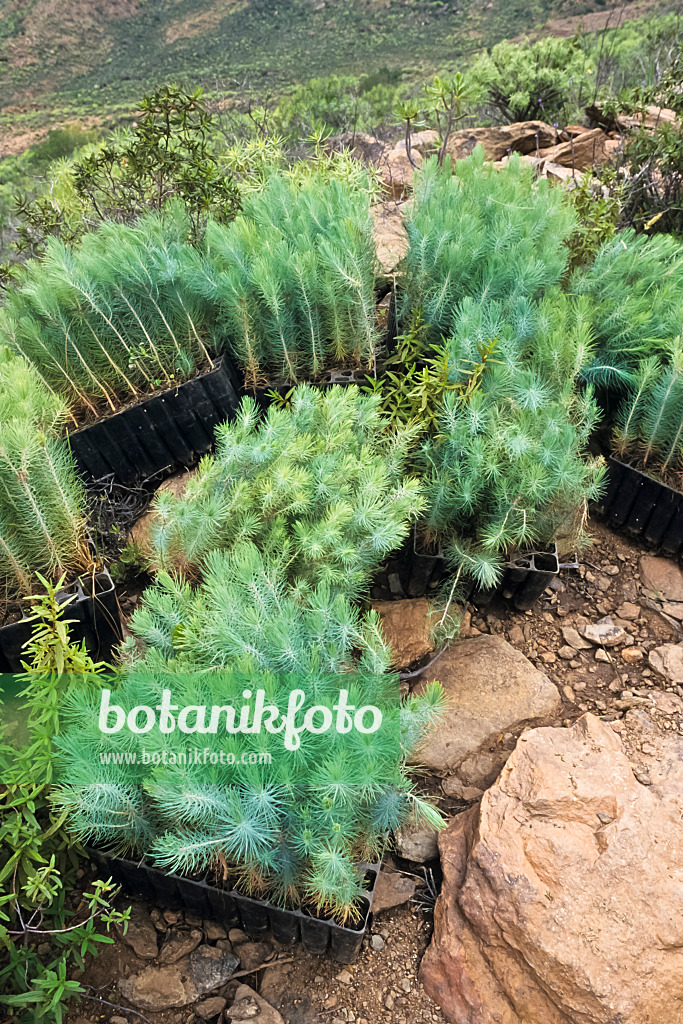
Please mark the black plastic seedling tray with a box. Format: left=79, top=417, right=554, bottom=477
left=0, top=569, right=123, bottom=673
left=471, top=546, right=561, bottom=612
left=594, top=456, right=683, bottom=558
left=67, top=357, right=241, bottom=486
left=87, top=847, right=379, bottom=964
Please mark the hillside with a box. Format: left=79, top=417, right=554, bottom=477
left=0, top=0, right=658, bottom=153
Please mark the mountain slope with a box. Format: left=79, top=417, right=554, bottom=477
left=0, top=0, right=659, bottom=149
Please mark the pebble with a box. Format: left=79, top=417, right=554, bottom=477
left=595, top=648, right=612, bottom=663
left=562, top=685, right=576, bottom=702
left=385, top=994, right=395, bottom=1010
left=370, top=934, right=385, bottom=951
left=558, top=646, right=575, bottom=660
left=539, top=651, right=556, bottom=664
left=337, top=970, right=353, bottom=985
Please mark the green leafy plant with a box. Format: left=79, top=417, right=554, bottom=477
left=1, top=206, right=215, bottom=417
left=0, top=350, right=90, bottom=598
left=148, top=384, right=424, bottom=594
left=110, top=540, right=149, bottom=584
left=401, top=150, right=577, bottom=343
left=190, top=173, right=378, bottom=388
left=0, top=586, right=128, bottom=1023
left=565, top=170, right=625, bottom=268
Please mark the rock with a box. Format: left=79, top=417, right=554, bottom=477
left=561, top=626, right=592, bottom=650
left=539, top=127, right=611, bottom=170
left=372, top=868, right=416, bottom=913
left=441, top=777, right=484, bottom=802
left=622, top=647, right=644, bottom=664
left=562, top=685, right=576, bottom=702
left=163, top=909, right=183, bottom=925
left=558, top=646, right=575, bottom=660
left=326, top=131, right=386, bottom=164
left=203, top=919, right=228, bottom=941
left=115, top=904, right=158, bottom=959
left=616, top=601, right=640, bottom=621
left=414, top=636, right=560, bottom=789
left=445, top=121, right=557, bottom=163
left=662, top=602, right=683, bottom=621
left=421, top=714, right=683, bottom=1024
left=649, top=644, right=683, bottom=683
left=394, top=129, right=440, bottom=158
left=233, top=940, right=272, bottom=973
left=370, top=933, right=385, bottom=951
left=129, top=470, right=195, bottom=555
left=581, top=616, right=627, bottom=647
left=228, top=928, right=249, bottom=946
left=616, top=104, right=679, bottom=132
left=111, top=1017, right=128, bottom=1024
left=382, top=146, right=422, bottom=199
left=508, top=624, right=525, bottom=646
left=544, top=161, right=575, bottom=183
left=258, top=962, right=293, bottom=1006
left=372, top=598, right=434, bottom=669
left=336, top=969, right=353, bottom=985
left=640, top=555, right=683, bottom=602
left=196, top=996, right=227, bottom=1020
left=119, top=966, right=198, bottom=1010
left=372, top=203, right=408, bottom=275
left=595, top=647, right=612, bottom=663
left=158, top=928, right=203, bottom=965
left=539, top=650, right=556, bottom=665
left=227, top=984, right=285, bottom=1023
left=395, top=822, right=439, bottom=862
left=189, top=945, right=239, bottom=995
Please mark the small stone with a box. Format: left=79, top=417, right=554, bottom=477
left=158, top=928, right=203, bottom=966
left=622, top=647, right=644, bottom=664
left=324, top=995, right=339, bottom=1010
left=189, top=945, right=239, bottom=995
left=395, top=823, right=439, bottom=862
left=508, top=625, right=525, bottom=646
left=661, top=602, right=683, bottom=621
left=561, top=626, right=591, bottom=650
left=615, top=601, right=640, bottom=620
left=603, top=564, right=620, bottom=576
left=163, top=909, right=182, bottom=925
left=337, top=970, right=353, bottom=985
left=185, top=913, right=203, bottom=927
left=385, top=994, right=395, bottom=1010
left=228, top=929, right=249, bottom=945
left=569, top=659, right=582, bottom=669
left=370, top=934, right=385, bottom=951
left=649, top=644, right=683, bottom=683
left=558, top=646, right=575, bottom=660
left=233, top=940, right=272, bottom=973
left=582, top=617, right=627, bottom=647
left=116, top=904, right=158, bottom=959
left=372, top=869, right=416, bottom=913
left=149, top=908, right=166, bottom=932
left=539, top=651, right=556, bottom=665
left=442, top=777, right=484, bottom=801
left=633, top=769, right=652, bottom=786
left=196, top=996, right=227, bottom=1020
left=562, top=685, right=575, bottom=702
left=111, top=1018, right=128, bottom=1024
left=401, top=978, right=412, bottom=993
left=226, top=985, right=285, bottom=1023
left=595, top=648, right=612, bottom=663
left=573, top=680, right=586, bottom=691
left=203, top=920, right=227, bottom=941
left=639, top=555, right=683, bottom=602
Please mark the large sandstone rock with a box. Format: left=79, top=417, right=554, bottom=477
left=325, top=130, right=386, bottom=164
left=649, top=643, right=683, bottom=683
left=538, top=127, right=613, bottom=170
left=445, top=121, right=557, bottom=163
left=394, top=128, right=441, bottom=158
left=382, top=145, right=422, bottom=198
left=119, top=965, right=199, bottom=1010
left=414, top=635, right=560, bottom=789
left=640, top=554, right=683, bottom=602
left=421, top=714, right=683, bottom=1024
left=372, top=202, right=408, bottom=274
left=372, top=597, right=434, bottom=669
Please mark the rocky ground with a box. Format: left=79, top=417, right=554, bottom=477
left=65, top=516, right=683, bottom=1024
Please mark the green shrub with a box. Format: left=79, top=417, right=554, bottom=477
left=471, top=36, right=594, bottom=123
left=0, top=588, right=128, bottom=1024
left=273, top=72, right=404, bottom=139
left=1, top=207, right=214, bottom=416
left=401, top=150, right=576, bottom=343
left=191, top=174, right=379, bottom=386
left=147, top=384, right=424, bottom=598
left=420, top=292, right=605, bottom=589
left=0, top=350, right=89, bottom=597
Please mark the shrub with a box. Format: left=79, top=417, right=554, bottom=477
left=147, top=384, right=424, bottom=597
left=1, top=206, right=214, bottom=417
left=190, top=174, right=378, bottom=387
left=273, top=72, right=403, bottom=139
left=419, top=292, right=605, bottom=589
left=471, top=36, right=594, bottom=123
left=54, top=633, right=445, bottom=923
left=0, top=350, right=89, bottom=598
left=401, top=151, right=576, bottom=343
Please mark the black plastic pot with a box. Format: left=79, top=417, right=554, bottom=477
left=594, top=456, right=683, bottom=558
left=87, top=847, right=378, bottom=964
left=0, top=569, right=123, bottom=673
left=67, top=357, right=241, bottom=486
left=408, top=528, right=447, bottom=597
left=470, top=547, right=560, bottom=612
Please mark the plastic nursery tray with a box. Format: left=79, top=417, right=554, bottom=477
left=0, top=569, right=123, bottom=673
left=67, top=356, right=241, bottom=486
left=593, top=456, right=683, bottom=558
left=87, top=847, right=379, bottom=964
left=471, top=545, right=561, bottom=612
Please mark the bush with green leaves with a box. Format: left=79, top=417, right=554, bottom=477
left=471, top=35, right=594, bottom=124
left=0, top=585, right=128, bottom=1024
left=273, top=71, right=404, bottom=140
left=0, top=349, right=89, bottom=599
left=190, top=174, right=378, bottom=387
left=54, top=647, right=448, bottom=921
left=401, top=150, right=576, bottom=343
left=147, top=384, right=424, bottom=597
left=419, top=292, right=605, bottom=590
left=1, top=206, right=214, bottom=418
